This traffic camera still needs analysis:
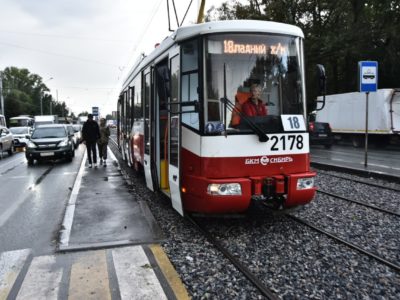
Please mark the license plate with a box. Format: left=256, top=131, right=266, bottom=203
left=40, top=152, right=54, bottom=157
left=319, top=134, right=327, bottom=137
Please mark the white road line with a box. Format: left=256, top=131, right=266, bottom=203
left=16, top=255, right=62, bottom=300
left=112, top=246, right=167, bottom=300
left=0, top=190, right=30, bottom=227
left=59, top=151, right=87, bottom=247
left=107, top=146, right=117, bottom=163
left=0, top=249, right=31, bottom=299
left=0, top=154, right=25, bottom=172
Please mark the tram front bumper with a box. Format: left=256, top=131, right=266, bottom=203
left=181, top=172, right=316, bottom=213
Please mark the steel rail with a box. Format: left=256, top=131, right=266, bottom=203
left=286, top=214, right=400, bottom=273
left=186, top=215, right=279, bottom=300
left=317, top=171, right=400, bottom=192
left=317, top=189, right=400, bottom=217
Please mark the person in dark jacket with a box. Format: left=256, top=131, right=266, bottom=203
left=82, top=114, right=100, bottom=168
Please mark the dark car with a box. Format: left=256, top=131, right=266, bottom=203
left=25, top=124, right=75, bottom=165
left=308, top=113, right=334, bottom=149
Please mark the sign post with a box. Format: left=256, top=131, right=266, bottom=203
left=358, top=61, right=378, bottom=167
left=92, top=106, right=99, bottom=117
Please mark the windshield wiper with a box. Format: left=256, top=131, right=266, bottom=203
left=220, top=97, right=269, bottom=142
left=221, top=63, right=269, bottom=143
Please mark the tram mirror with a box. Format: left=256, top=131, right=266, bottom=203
left=316, top=64, right=327, bottom=111
left=316, top=64, right=326, bottom=95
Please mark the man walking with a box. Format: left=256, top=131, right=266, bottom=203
left=82, top=114, right=100, bottom=168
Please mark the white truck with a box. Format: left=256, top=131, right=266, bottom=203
left=34, top=115, right=59, bottom=128
left=316, top=89, right=400, bottom=147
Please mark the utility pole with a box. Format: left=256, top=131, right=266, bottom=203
left=0, top=71, right=4, bottom=115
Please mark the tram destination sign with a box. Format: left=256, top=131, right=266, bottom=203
left=358, top=61, right=378, bottom=93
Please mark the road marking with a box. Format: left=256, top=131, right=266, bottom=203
left=107, top=146, right=117, bottom=163
left=112, top=246, right=168, bottom=300
left=0, top=153, right=24, bottom=170
left=16, top=255, right=62, bottom=300
left=59, top=151, right=87, bottom=247
left=68, top=250, right=111, bottom=300
left=150, top=244, right=190, bottom=300
left=0, top=192, right=29, bottom=228
left=0, top=249, right=31, bottom=299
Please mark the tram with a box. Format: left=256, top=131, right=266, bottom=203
left=117, top=20, right=316, bottom=215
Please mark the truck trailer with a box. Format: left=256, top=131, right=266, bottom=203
left=34, top=115, right=59, bottom=128
left=316, top=89, right=400, bottom=147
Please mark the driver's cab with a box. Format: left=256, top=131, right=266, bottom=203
left=203, top=33, right=305, bottom=136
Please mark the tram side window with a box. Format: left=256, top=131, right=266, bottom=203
left=133, top=77, right=142, bottom=121
left=170, top=55, right=179, bottom=167
left=124, top=91, right=129, bottom=135
left=181, top=39, right=199, bottom=131
left=129, top=87, right=134, bottom=129
left=144, top=72, right=151, bottom=155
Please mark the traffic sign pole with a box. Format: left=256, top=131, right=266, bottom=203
left=358, top=61, right=378, bottom=168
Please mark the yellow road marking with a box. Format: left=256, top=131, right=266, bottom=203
left=149, top=244, right=190, bottom=300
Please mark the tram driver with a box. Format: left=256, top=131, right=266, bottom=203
left=241, top=84, right=267, bottom=117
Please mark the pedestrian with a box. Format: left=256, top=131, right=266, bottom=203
left=97, top=118, right=110, bottom=167
left=81, top=114, right=100, bottom=168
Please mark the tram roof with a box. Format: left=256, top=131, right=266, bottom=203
left=174, top=20, right=304, bottom=41
left=122, top=20, right=303, bottom=88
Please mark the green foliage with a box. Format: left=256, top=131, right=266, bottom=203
left=1, top=66, right=70, bottom=121
left=206, top=0, right=400, bottom=112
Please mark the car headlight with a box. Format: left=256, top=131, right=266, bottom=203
left=207, top=183, right=242, bottom=196
left=26, top=141, right=37, bottom=148
left=58, top=139, right=70, bottom=147
left=297, top=177, right=314, bottom=190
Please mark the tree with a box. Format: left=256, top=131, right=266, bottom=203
left=206, top=0, right=400, bottom=112
left=1, top=66, right=70, bottom=120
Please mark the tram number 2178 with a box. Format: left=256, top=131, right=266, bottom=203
left=268, top=134, right=304, bottom=151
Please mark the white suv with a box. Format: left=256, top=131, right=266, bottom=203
left=0, top=126, right=14, bottom=158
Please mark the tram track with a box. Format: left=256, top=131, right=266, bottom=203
left=317, top=189, right=400, bottom=217
left=316, top=170, right=400, bottom=192
left=187, top=214, right=279, bottom=300
left=284, top=213, right=400, bottom=273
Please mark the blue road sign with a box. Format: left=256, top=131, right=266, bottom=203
left=92, top=106, right=99, bottom=116
left=359, top=61, right=378, bottom=92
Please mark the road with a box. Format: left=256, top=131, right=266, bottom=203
left=0, top=147, right=84, bottom=255
left=0, top=146, right=180, bottom=299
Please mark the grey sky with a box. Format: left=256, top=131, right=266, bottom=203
left=0, top=0, right=229, bottom=116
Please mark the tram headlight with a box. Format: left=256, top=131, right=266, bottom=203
left=297, top=177, right=314, bottom=190
left=207, top=183, right=242, bottom=196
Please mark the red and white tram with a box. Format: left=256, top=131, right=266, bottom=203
left=117, top=20, right=316, bottom=215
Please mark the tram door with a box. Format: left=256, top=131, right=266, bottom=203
left=168, top=52, right=184, bottom=216
left=143, top=69, right=154, bottom=191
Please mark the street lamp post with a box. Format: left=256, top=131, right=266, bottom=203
left=41, top=77, right=53, bottom=115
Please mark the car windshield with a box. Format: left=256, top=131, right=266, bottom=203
left=10, top=127, right=29, bottom=134
left=73, top=125, right=81, bottom=131
left=31, top=127, right=66, bottom=138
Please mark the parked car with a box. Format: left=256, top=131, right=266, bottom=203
left=72, top=124, right=82, bottom=145
left=0, top=126, right=14, bottom=158
left=9, top=126, right=32, bottom=148
left=65, top=124, right=79, bottom=147
left=308, top=112, right=334, bottom=149
left=25, top=124, right=75, bottom=165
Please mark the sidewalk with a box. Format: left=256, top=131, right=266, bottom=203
left=310, top=145, right=400, bottom=182
left=59, top=149, right=164, bottom=251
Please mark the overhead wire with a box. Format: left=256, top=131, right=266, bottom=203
left=0, top=41, right=119, bottom=67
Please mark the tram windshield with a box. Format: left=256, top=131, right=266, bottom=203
left=205, top=34, right=304, bottom=134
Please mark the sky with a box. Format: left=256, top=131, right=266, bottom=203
left=0, top=0, right=233, bottom=117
